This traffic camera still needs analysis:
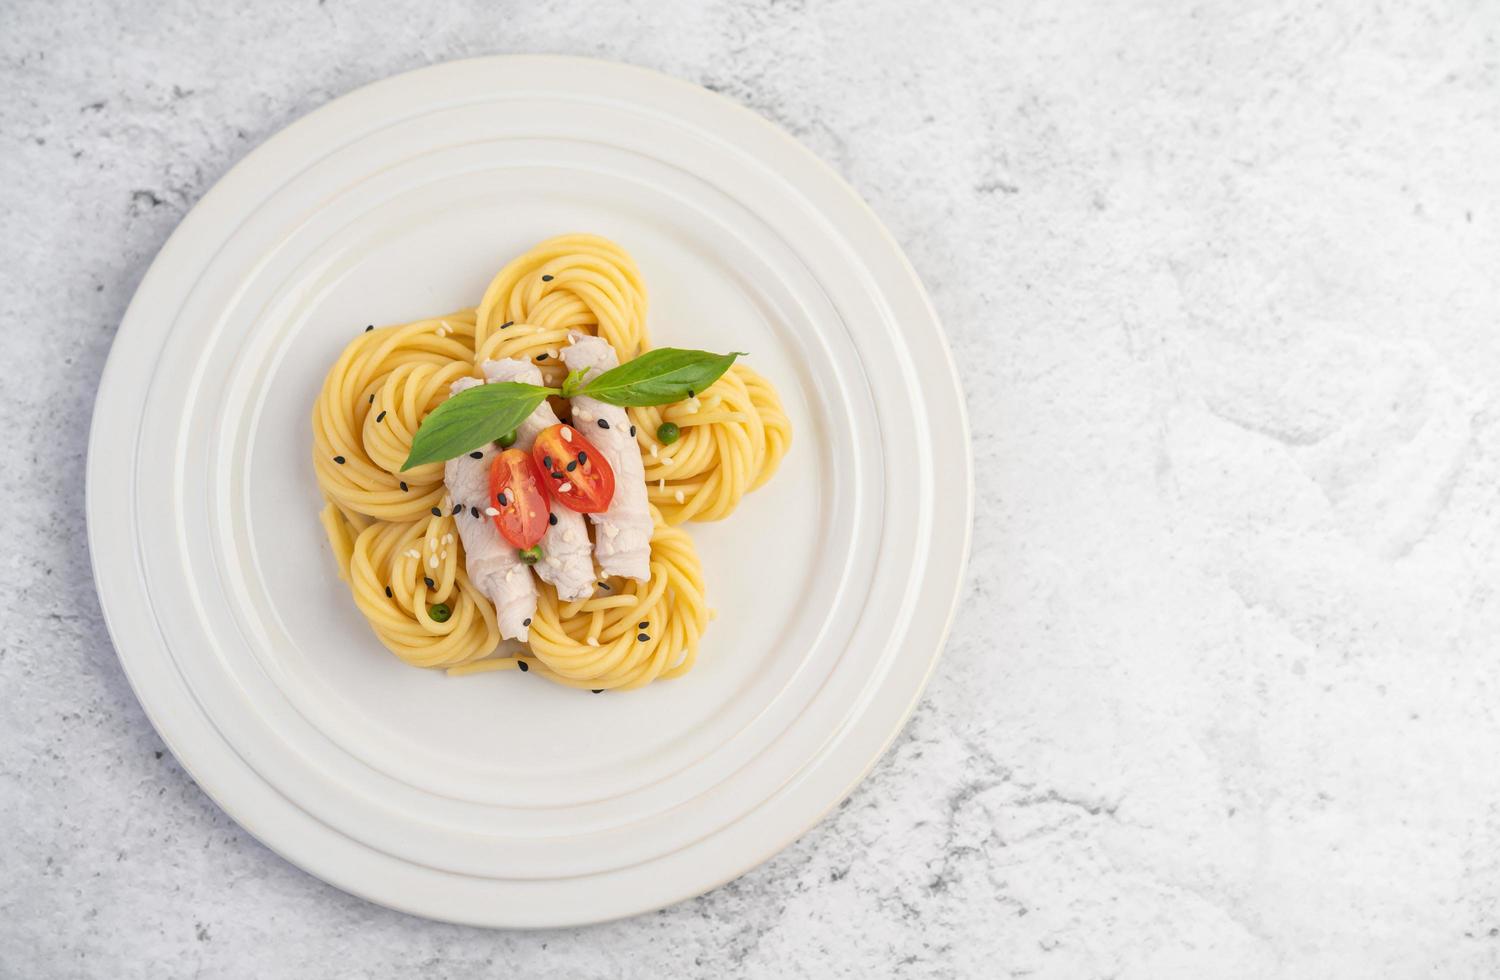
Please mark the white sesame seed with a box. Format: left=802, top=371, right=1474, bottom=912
left=442, top=533, right=453, bottom=545
left=674, top=489, right=685, bottom=504
left=440, top=550, right=449, bottom=560
left=428, top=555, right=438, bottom=568
left=559, top=482, right=572, bottom=493
left=406, top=549, right=421, bottom=560
left=658, top=478, right=665, bottom=491
left=661, top=455, right=673, bottom=465
left=649, top=444, right=659, bottom=458
left=586, top=637, right=600, bottom=647
left=484, top=507, right=499, bottom=516
left=560, top=427, right=572, bottom=443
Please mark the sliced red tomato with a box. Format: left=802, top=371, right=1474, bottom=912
left=532, top=423, right=615, bottom=513
left=487, top=448, right=550, bottom=549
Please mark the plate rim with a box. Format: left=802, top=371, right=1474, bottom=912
left=86, top=54, right=973, bottom=927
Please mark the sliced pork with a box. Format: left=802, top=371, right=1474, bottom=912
left=560, top=333, right=652, bottom=581
left=481, top=358, right=597, bottom=601
left=443, top=376, right=536, bottom=640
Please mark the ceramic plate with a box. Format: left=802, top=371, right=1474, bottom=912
left=87, top=55, right=970, bottom=927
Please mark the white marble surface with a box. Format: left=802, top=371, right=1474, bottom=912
left=4, top=1, right=1500, bottom=976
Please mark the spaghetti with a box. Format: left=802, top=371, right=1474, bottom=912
left=312, top=235, right=788, bottom=689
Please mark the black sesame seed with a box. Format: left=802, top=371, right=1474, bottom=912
left=333, top=455, right=346, bottom=465
left=452, top=503, right=462, bottom=515
left=629, top=425, right=636, bottom=437
left=471, top=506, right=480, bottom=519
left=566, top=460, right=577, bottom=472
left=496, top=492, right=507, bottom=506
left=523, top=617, right=532, bottom=627
left=543, top=455, right=552, bottom=469
left=637, top=633, right=650, bottom=642
left=470, top=451, right=483, bottom=459
left=597, top=418, right=610, bottom=429
left=385, top=586, right=393, bottom=598
left=500, top=321, right=513, bottom=330
left=591, top=689, right=603, bottom=694
left=537, top=353, right=550, bottom=361
left=517, top=660, right=530, bottom=672
left=424, top=577, right=435, bottom=589
left=548, top=512, right=558, bottom=526
left=598, top=581, right=610, bottom=590
left=400, top=481, right=409, bottom=492
left=688, top=389, right=695, bottom=398
left=376, top=411, right=387, bottom=422
left=365, top=324, right=374, bottom=332
left=638, top=621, right=649, bottom=629
left=577, top=451, right=586, bottom=464
left=430, top=507, right=441, bottom=517
left=552, top=471, right=564, bottom=480
left=541, top=274, right=553, bottom=282
left=368, top=394, right=375, bottom=404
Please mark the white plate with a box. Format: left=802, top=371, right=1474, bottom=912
left=87, top=55, right=971, bottom=927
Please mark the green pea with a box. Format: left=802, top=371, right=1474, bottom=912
left=428, top=602, right=452, bottom=623
left=656, top=422, right=680, bottom=445
left=518, top=545, right=543, bottom=565
left=496, top=431, right=517, bottom=448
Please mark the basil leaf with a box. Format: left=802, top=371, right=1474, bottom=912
left=559, top=367, right=590, bottom=398
left=578, top=348, right=744, bottom=407
left=402, top=382, right=553, bottom=470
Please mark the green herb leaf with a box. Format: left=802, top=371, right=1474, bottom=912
left=578, top=348, right=744, bottom=407
left=559, top=367, right=590, bottom=398
left=402, top=382, right=553, bottom=470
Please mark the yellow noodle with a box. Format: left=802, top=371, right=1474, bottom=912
left=312, top=311, right=481, bottom=525
left=473, top=233, right=649, bottom=386
left=311, top=235, right=790, bottom=688
left=630, top=364, right=792, bottom=523
left=329, top=506, right=500, bottom=668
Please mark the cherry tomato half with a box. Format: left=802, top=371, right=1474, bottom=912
left=532, top=423, right=615, bottom=513
left=488, top=448, right=550, bottom=549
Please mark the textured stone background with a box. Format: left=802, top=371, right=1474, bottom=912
left=4, top=1, right=1500, bottom=977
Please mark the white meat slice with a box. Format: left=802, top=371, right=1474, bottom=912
left=481, top=358, right=596, bottom=601
left=443, top=376, right=536, bottom=641
left=560, top=333, right=652, bottom=581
